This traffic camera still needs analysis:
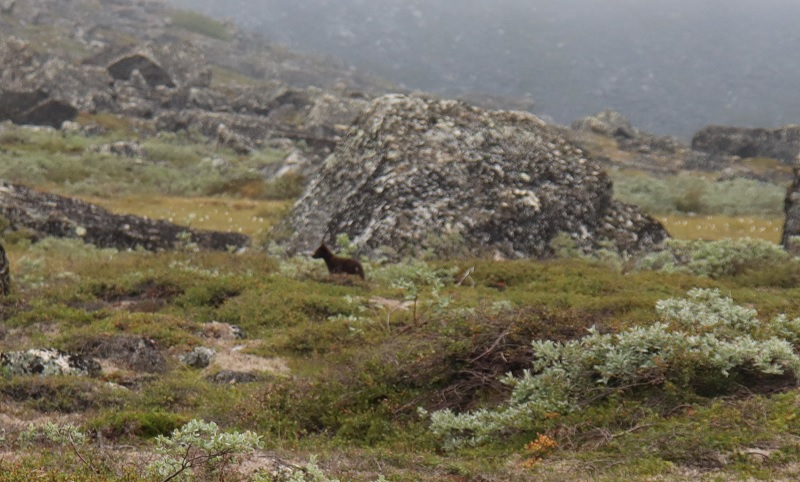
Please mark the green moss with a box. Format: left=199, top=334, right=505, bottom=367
left=168, top=9, right=233, bottom=41
left=0, top=376, right=123, bottom=413
left=88, top=410, right=190, bottom=439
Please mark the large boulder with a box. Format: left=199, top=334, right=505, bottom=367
left=276, top=94, right=667, bottom=259
left=782, top=167, right=800, bottom=254
left=0, top=181, right=249, bottom=251
left=692, top=125, right=800, bottom=164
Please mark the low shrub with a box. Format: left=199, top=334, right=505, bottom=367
left=89, top=411, right=190, bottom=440
left=427, top=289, right=800, bottom=449
left=634, top=237, right=792, bottom=278
left=168, top=9, right=233, bottom=41
left=0, top=376, right=123, bottom=413
left=611, top=173, right=785, bottom=216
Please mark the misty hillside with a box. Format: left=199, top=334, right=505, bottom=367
left=167, top=0, right=800, bottom=139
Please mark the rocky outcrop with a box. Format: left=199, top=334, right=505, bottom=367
left=572, top=109, right=638, bottom=139
left=0, top=37, right=104, bottom=127
left=206, top=370, right=261, bottom=384
left=692, top=125, right=800, bottom=164
left=572, top=110, right=683, bottom=155
left=567, top=111, right=789, bottom=183
left=76, top=335, right=167, bottom=373
left=0, top=349, right=100, bottom=377
left=304, top=93, right=370, bottom=139
left=0, top=181, right=249, bottom=251
left=96, top=41, right=212, bottom=90
left=180, top=346, right=216, bottom=369
left=276, top=94, right=667, bottom=259
left=782, top=167, right=800, bottom=254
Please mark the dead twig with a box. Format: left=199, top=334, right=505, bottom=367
left=455, top=267, right=475, bottom=287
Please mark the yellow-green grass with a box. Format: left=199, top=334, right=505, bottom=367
left=77, top=195, right=292, bottom=239
left=659, top=214, right=783, bottom=243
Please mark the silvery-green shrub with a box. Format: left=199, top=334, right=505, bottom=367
left=427, top=288, right=800, bottom=449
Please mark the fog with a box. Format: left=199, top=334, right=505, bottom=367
left=167, top=0, right=800, bottom=138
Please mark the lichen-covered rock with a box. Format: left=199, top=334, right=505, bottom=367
left=180, top=346, right=216, bottom=369
left=91, top=141, right=144, bottom=158
left=202, top=322, right=245, bottom=340
left=0, top=37, right=114, bottom=127
left=572, top=109, right=638, bottom=139
left=76, top=335, right=167, bottom=373
left=305, top=93, right=370, bottom=139
left=96, top=41, right=212, bottom=90
left=108, top=53, right=175, bottom=88
left=0, top=181, right=249, bottom=251
left=0, top=349, right=100, bottom=376
left=206, top=370, right=260, bottom=384
left=277, top=94, right=667, bottom=259
left=782, top=167, right=800, bottom=254
left=692, top=125, right=800, bottom=164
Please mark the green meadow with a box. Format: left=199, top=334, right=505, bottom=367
left=0, top=121, right=799, bottom=481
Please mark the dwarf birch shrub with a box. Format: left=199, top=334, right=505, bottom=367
left=427, top=289, right=800, bottom=449
left=145, top=419, right=262, bottom=481
left=634, top=237, right=790, bottom=277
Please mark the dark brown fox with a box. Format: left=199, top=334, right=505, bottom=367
left=312, top=243, right=365, bottom=279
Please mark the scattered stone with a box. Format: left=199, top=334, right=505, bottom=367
left=202, top=322, right=245, bottom=340
left=75, top=335, right=167, bottom=373
left=572, top=109, right=638, bottom=139
left=0, top=37, right=113, bottom=127
left=180, top=347, right=216, bottom=369
left=0, top=348, right=100, bottom=376
left=305, top=93, right=369, bottom=138
left=215, top=123, right=253, bottom=154
left=206, top=370, right=261, bottom=384
left=107, top=53, right=175, bottom=88
left=0, top=0, right=16, bottom=15
left=277, top=94, right=667, bottom=259
left=60, top=120, right=82, bottom=135
left=92, top=141, right=144, bottom=158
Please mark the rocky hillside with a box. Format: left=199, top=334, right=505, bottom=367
left=0, top=0, right=392, bottom=177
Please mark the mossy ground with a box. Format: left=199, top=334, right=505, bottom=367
left=0, top=122, right=798, bottom=480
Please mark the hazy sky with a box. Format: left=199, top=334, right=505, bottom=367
left=169, top=0, right=800, bottom=138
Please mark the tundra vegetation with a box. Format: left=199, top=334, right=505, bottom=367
left=1, top=121, right=800, bottom=481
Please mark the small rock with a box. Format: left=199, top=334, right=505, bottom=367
left=205, top=370, right=260, bottom=384
left=202, top=322, right=245, bottom=340
left=180, top=347, right=216, bottom=369
left=77, top=335, right=167, bottom=373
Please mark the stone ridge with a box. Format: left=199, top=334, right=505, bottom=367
left=277, top=94, right=667, bottom=259
left=692, top=125, right=800, bottom=164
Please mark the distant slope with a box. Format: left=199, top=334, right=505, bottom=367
left=0, top=0, right=393, bottom=95
left=166, top=0, right=800, bottom=139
